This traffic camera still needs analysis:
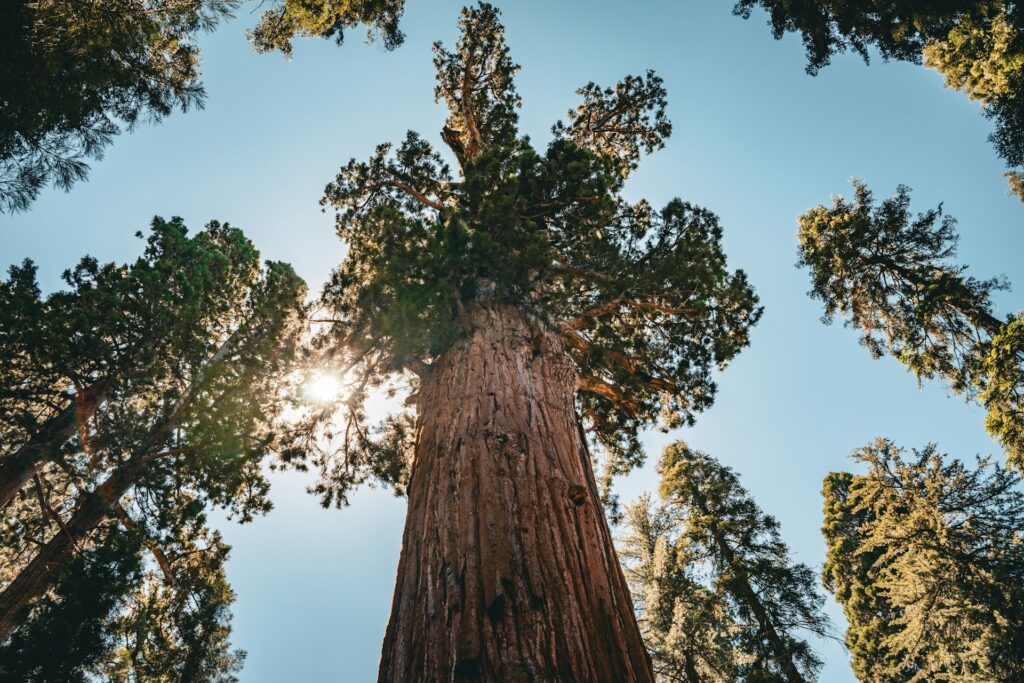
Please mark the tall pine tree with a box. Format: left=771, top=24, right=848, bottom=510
left=797, top=181, right=1024, bottom=472
left=311, top=4, right=762, bottom=679
left=622, top=442, right=832, bottom=683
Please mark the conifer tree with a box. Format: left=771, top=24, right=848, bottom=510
left=620, top=494, right=743, bottom=683
left=622, top=442, right=831, bottom=682
left=734, top=1, right=1024, bottom=200
left=0, top=510, right=245, bottom=682
left=249, top=0, right=406, bottom=56
left=822, top=439, right=1024, bottom=682
left=312, top=4, right=762, bottom=679
left=797, top=181, right=1024, bottom=472
left=0, top=217, right=311, bottom=642
left=0, top=0, right=408, bottom=212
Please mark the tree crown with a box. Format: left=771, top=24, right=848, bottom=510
left=313, top=3, right=762, bottom=505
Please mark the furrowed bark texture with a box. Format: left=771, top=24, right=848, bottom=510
left=0, top=457, right=140, bottom=641
left=378, top=304, right=654, bottom=682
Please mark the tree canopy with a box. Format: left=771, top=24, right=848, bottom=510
left=822, top=439, right=1024, bottom=682
left=0, top=217, right=316, bottom=654
left=621, top=442, right=832, bottom=682
left=797, top=181, right=1024, bottom=471
left=735, top=0, right=1024, bottom=199
left=0, top=0, right=410, bottom=213
left=310, top=2, right=762, bottom=507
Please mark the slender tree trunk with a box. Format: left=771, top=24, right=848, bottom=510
left=691, top=489, right=804, bottom=683
left=378, top=304, right=654, bottom=682
left=0, top=456, right=142, bottom=641
left=0, top=404, right=77, bottom=510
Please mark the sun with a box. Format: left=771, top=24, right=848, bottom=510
left=304, top=373, right=342, bottom=403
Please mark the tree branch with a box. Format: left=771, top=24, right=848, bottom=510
left=577, top=376, right=638, bottom=417
left=114, top=503, right=177, bottom=588
left=379, top=180, right=444, bottom=211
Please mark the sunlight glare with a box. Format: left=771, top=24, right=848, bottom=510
left=305, top=373, right=342, bottom=403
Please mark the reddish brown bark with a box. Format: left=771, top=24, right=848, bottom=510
left=378, top=304, right=654, bottom=682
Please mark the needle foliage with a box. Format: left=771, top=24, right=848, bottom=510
left=308, top=2, right=762, bottom=507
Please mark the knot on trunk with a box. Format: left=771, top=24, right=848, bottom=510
left=566, top=483, right=587, bottom=506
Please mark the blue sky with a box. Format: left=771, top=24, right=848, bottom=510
left=3, top=1, right=1023, bottom=680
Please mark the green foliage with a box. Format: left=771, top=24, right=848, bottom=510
left=0, top=506, right=246, bottom=682
left=822, top=439, right=1024, bottom=682
left=2, top=217, right=310, bottom=518
left=621, top=442, right=831, bottom=682
left=1007, top=169, right=1024, bottom=198
left=923, top=7, right=1024, bottom=106
left=0, top=0, right=236, bottom=212
left=621, top=495, right=741, bottom=682
left=798, top=181, right=1024, bottom=471
left=0, top=0, right=410, bottom=212
left=314, top=3, right=762, bottom=505
left=0, top=522, right=144, bottom=682
left=733, top=0, right=1003, bottom=73
left=102, top=522, right=245, bottom=682
left=978, top=315, right=1024, bottom=469
left=0, top=217, right=314, bottom=676
left=735, top=1, right=1024, bottom=200
left=250, top=0, right=406, bottom=56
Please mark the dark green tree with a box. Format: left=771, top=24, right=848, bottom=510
left=0, top=217, right=310, bottom=643
left=822, top=439, right=1024, bottom=682
left=0, top=521, right=144, bottom=682
left=0, top=217, right=268, bottom=509
left=0, top=0, right=236, bottom=212
left=734, top=0, right=1024, bottom=199
left=631, top=442, right=832, bottom=683
left=797, top=181, right=1024, bottom=471
left=0, top=505, right=246, bottom=683
left=0, top=0, right=409, bottom=212
left=311, top=4, right=761, bottom=680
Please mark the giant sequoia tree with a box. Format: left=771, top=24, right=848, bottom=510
left=823, top=439, right=1024, bottom=682
left=310, top=4, right=761, bottom=679
left=797, top=181, right=1024, bottom=471
left=734, top=0, right=1024, bottom=200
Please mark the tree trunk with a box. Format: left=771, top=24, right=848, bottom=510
left=691, top=488, right=804, bottom=683
left=0, top=456, right=141, bottom=641
left=0, top=383, right=106, bottom=510
left=378, top=304, right=654, bottom=682
left=0, top=403, right=77, bottom=510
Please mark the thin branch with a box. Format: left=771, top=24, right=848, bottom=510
left=114, top=503, right=176, bottom=588
left=379, top=180, right=444, bottom=211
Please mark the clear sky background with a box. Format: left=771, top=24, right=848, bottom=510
left=3, top=1, right=1023, bottom=680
